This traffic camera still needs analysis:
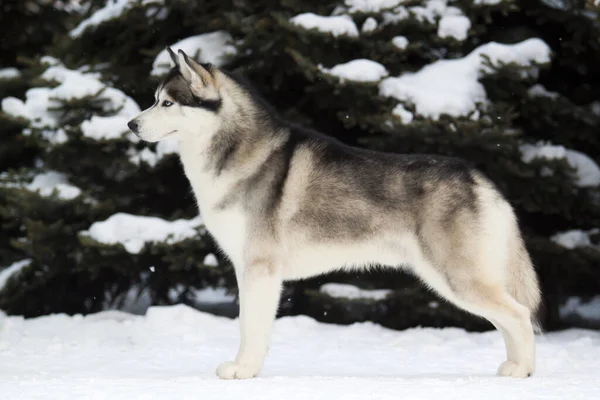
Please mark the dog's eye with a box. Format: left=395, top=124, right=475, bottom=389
left=162, top=100, right=173, bottom=107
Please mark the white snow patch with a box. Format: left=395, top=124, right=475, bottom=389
left=290, top=13, right=359, bottom=38
left=40, top=128, right=69, bottom=145
left=437, top=15, right=471, bottom=41
left=27, top=171, right=82, bottom=200
left=194, top=287, right=235, bottom=303
left=320, top=283, right=392, bottom=301
left=590, top=101, right=600, bottom=116
left=0, top=259, right=31, bottom=291
left=392, top=104, right=414, bottom=124
left=528, top=84, right=559, bottom=99
left=0, top=68, right=20, bottom=79
left=382, top=6, right=410, bottom=24
left=69, top=0, right=128, bottom=37
left=382, top=0, right=475, bottom=39
left=560, top=296, right=600, bottom=321
left=203, top=253, right=219, bottom=267
left=81, top=115, right=137, bottom=142
left=520, top=143, right=567, bottom=163
left=520, top=142, right=600, bottom=188
left=0, top=304, right=599, bottom=399
left=70, top=0, right=164, bottom=38
left=409, top=0, right=463, bottom=24
left=551, top=229, right=598, bottom=249
left=151, top=31, right=237, bottom=76
left=2, top=88, right=56, bottom=128
left=80, top=213, right=204, bottom=254
left=379, top=38, right=551, bottom=120
left=345, top=0, right=404, bottom=13
left=1, top=63, right=140, bottom=133
left=2, top=171, right=83, bottom=200
left=321, top=59, right=388, bottom=83
left=128, top=139, right=179, bottom=167
left=41, top=65, right=104, bottom=100
left=392, top=35, right=409, bottom=50
left=361, top=17, right=378, bottom=33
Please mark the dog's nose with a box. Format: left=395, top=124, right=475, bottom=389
left=127, top=120, right=139, bottom=133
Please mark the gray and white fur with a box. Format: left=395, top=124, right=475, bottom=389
left=128, top=48, right=542, bottom=380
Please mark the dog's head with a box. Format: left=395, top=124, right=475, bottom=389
left=128, top=48, right=223, bottom=142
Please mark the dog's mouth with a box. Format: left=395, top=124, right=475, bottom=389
left=137, top=130, right=177, bottom=141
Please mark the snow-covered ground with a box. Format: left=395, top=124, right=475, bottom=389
left=1, top=305, right=599, bottom=399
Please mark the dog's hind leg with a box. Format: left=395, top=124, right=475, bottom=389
left=446, top=280, right=536, bottom=378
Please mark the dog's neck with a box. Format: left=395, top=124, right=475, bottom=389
left=177, top=93, right=288, bottom=211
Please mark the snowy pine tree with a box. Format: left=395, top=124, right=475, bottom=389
left=1, top=0, right=599, bottom=330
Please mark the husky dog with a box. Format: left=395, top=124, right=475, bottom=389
left=128, top=48, right=542, bottom=380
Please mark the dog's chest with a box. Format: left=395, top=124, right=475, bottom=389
left=179, top=151, right=247, bottom=266
left=202, top=206, right=246, bottom=266
left=188, top=178, right=247, bottom=266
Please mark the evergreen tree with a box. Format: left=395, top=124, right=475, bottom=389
left=1, top=0, right=599, bottom=331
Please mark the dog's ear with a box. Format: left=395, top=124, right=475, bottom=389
left=167, top=46, right=178, bottom=66
left=177, top=49, right=213, bottom=88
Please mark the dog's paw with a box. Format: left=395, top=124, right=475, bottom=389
left=496, top=360, right=534, bottom=378
left=216, top=361, right=261, bottom=380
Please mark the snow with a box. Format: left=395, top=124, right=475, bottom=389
left=81, top=115, right=137, bottom=141
left=380, top=0, right=478, bottom=42
left=70, top=0, right=163, bottom=38
left=0, top=170, right=81, bottom=200
left=0, top=67, right=20, bottom=79
left=566, top=150, right=600, bottom=187
left=0, top=259, right=31, bottom=291
left=520, top=142, right=600, bottom=188
left=437, top=15, right=471, bottom=41
left=2, top=88, right=56, bottom=128
left=345, top=0, right=404, bottom=13
left=379, top=38, right=551, bottom=120
left=193, top=287, right=236, bottom=303
left=0, top=304, right=600, bottom=399
left=560, top=296, right=600, bottom=321
left=409, top=0, right=463, bottom=25
left=392, top=104, right=414, bottom=123
left=290, top=13, right=359, bottom=38
left=550, top=229, right=598, bottom=249
left=80, top=213, right=204, bottom=254
left=382, top=6, right=410, bottom=25
left=128, top=139, right=179, bottom=167
left=474, top=0, right=504, bottom=4
left=151, top=31, right=237, bottom=76
left=42, top=65, right=104, bottom=100
left=39, top=128, right=69, bottom=145
left=203, top=253, right=219, bottom=267
left=321, top=59, right=388, bottom=83
left=392, top=35, right=409, bottom=50
left=1, top=171, right=82, bottom=200
left=1, top=63, right=140, bottom=132
left=26, top=171, right=82, bottom=200
left=528, top=84, right=559, bottom=99
left=320, top=283, right=392, bottom=301
left=361, top=17, right=378, bottom=33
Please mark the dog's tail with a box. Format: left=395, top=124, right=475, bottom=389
left=507, top=230, right=544, bottom=333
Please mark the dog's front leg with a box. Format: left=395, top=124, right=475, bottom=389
left=216, top=259, right=283, bottom=379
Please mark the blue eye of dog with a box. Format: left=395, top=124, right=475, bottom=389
left=162, top=100, right=173, bottom=107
